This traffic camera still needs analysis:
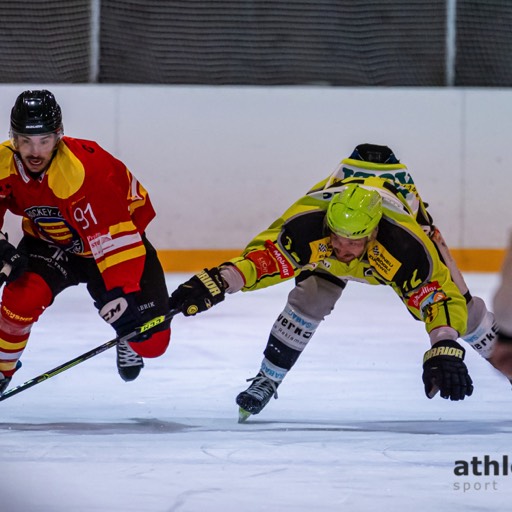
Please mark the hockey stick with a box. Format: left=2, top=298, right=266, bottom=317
left=0, top=308, right=180, bottom=402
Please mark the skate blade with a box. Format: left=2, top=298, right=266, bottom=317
left=238, top=407, right=252, bottom=423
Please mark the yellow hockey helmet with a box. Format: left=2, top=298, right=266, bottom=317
left=326, top=184, right=382, bottom=239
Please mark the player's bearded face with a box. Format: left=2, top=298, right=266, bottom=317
left=330, top=232, right=368, bottom=263
left=14, top=133, right=59, bottom=174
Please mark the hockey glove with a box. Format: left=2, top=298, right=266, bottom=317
left=169, top=267, right=226, bottom=316
left=97, top=288, right=148, bottom=341
left=422, top=340, right=474, bottom=401
left=0, top=232, right=27, bottom=284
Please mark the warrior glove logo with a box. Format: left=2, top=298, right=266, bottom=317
left=197, top=269, right=222, bottom=297
left=174, top=268, right=226, bottom=316
left=423, top=344, right=464, bottom=363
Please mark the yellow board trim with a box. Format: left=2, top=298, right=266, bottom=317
left=449, top=249, right=505, bottom=273
left=157, top=249, right=242, bottom=272
left=157, top=248, right=507, bottom=273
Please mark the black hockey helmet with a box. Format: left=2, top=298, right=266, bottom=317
left=349, top=143, right=399, bottom=164
left=10, top=90, right=63, bottom=135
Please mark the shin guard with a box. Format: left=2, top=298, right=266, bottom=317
left=263, top=303, right=320, bottom=371
left=462, top=296, right=498, bottom=359
left=0, top=272, right=53, bottom=375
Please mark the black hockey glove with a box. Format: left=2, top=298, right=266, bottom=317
left=0, top=232, right=27, bottom=285
left=169, top=267, right=226, bottom=316
left=97, top=288, right=148, bottom=341
left=422, top=340, right=474, bottom=401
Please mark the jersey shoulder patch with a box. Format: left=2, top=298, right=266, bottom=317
left=0, top=142, right=15, bottom=181
left=47, top=141, right=86, bottom=199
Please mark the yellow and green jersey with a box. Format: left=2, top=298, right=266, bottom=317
left=226, top=169, right=467, bottom=337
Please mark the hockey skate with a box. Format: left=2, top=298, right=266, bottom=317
left=0, top=374, right=12, bottom=395
left=116, top=339, right=144, bottom=382
left=236, top=371, right=280, bottom=423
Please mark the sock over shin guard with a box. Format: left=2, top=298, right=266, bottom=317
left=462, top=296, right=498, bottom=359
left=263, top=304, right=320, bottom=371
left=0, top=272, right=53, bottom=375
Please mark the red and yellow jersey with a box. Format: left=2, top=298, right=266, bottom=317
left=0, top=136, right=155, bottom=293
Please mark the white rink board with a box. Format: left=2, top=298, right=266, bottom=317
left=0, top=85, right=509, bottom=250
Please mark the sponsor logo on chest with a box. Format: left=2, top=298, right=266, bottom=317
left=367, top=241, right=401, bottom=280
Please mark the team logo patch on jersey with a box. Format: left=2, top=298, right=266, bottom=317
left=407, top=281, right=448, bottom=321
left=367, top=241, right=401, bottom=280
left=264, top=240, right=294, bottom=279
left=24, top=205, right=84, bottom=254
left=87, top=231, right=114, bottom=260
left=422, top=302, right=440, bottom=323
left=309, top=237, right=331, bottom=262
left=246, top=241, right=294, bottom=280
left=407, top=281, right=443, bottom=310
left=246, top=248, right=279, bottom=279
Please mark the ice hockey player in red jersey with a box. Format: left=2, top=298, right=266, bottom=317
left=0, top=90, right=171, bottom=393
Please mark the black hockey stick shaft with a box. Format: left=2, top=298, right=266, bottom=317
left=0, top=308, right=180, bottom=402
left=0, top=262, right=12, bottom=287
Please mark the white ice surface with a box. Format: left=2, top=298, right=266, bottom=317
left=1, top=273, right=511, bottom=512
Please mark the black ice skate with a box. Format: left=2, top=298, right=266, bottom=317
left=116, top=339, right=144, bottom=382
left=0, top=361, right=22, bottom=395
left=236, top=371, right=280, bottom=423
left=0, top=375, right=12, bottom=395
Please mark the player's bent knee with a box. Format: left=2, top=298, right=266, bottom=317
left=129, top=327, right=171, bottom=358
left=289, top=274, right=343, bottom=322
